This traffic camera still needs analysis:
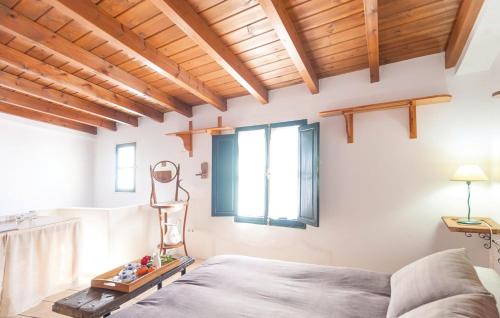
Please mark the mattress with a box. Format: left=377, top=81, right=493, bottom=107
left=113, top=255, right=391, bottom=318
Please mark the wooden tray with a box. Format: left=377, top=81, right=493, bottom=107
left=91, top=258, right=181, bottom=293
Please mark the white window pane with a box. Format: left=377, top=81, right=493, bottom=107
left=117, top=145, right=135, bottom=168
left=117, top=167, right=135, bottom=191
left=268, top=125, right=299, bottom=220
left=237, top=129, right=266, bottom=218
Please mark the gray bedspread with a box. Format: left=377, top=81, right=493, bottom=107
left=114, top=255, right=391, bottom=318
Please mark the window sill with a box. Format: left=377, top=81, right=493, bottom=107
left=234, top=216, right=267, bottom=225
left=233, top=216, right=306, bottom=229
left=269, top=218, right=306, bottom=229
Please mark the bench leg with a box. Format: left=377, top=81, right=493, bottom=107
left=157, top=281, right=163, bottom=290
left=181, top=268, right=186, bottom=276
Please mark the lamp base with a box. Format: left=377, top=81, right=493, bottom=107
left=457, top=218, right=482, bottom=225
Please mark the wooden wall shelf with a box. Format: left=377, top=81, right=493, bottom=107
left=166, top=116, right=233, bottom=157
left=441, top=216, right=500, bottom=235
left=319, top=94, right=452, bottom=143
left=442, top=216, right=500, bottom=264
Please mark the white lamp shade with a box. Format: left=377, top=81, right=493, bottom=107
left=451, top=165, right=488, bottom=181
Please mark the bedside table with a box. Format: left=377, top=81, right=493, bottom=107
left=442, top=216, right=500, bottom=235
left=441, top=216, right=500, bottom=264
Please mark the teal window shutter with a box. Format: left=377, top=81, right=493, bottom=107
left=298, top=122, right=320, bottom=227
left=212, top=134, right=236, bottom=216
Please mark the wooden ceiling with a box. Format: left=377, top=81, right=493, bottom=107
left=0, top=0, right=483, bottom=134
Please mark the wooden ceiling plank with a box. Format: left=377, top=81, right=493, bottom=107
left=363, top=0, right=380, bottom=83
left=45, top=0, right=227, bottom=112
left=0, top=70, right=138, bottom=126
left=318, top=61, right=369, bottom=78
left=293, top=0, right=365, bottom=32
left=0, top=3, right=191, bottom=117
left=380, top=21, right=455, bottom=47
left=380, top=13, right=457, bottom=45
left=150, top=0, right=269, bottom=104
left=0, top=101, right=97, bottom=135
left=0, top=86, right=116, bottom=130
left=382, top=35, right=449, bottom=57
left=382, top=46, right=444, bottom=65
left=445, top=0, right=484, bottom=68
left=316, top=55, right=369, bottom=74
left=306, top=25, right=367, bottom=52
left=379, top=0, right=460, bottom=31
left=0, top=42, right=164, bottom=122
left=259, top=0, right=319, bottom=94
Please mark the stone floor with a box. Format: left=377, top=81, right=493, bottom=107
left=12, top=258, right=204, bottom=318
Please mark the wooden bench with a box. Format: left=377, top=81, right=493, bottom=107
left=53, top=256, right=194, bottom=318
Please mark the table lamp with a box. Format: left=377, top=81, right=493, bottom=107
left=451, top=165, right=488, bottom=225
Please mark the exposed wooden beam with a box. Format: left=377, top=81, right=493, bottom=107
left=0, top=4, right=192, bottom=117
left=0, top=42, right=164, bottom=123
left=259, top=0, right=319, bottom=94
left=0, top=71, right=138, bottom=127
left=150, top=0, right=269, bottom=104
left=44, top=0, right=226, bottom=112
left=445, top=0, right=484, bottom=69
left=363, top=0, right=380, bottom=82
left=0, top=102, right=97, bottom=135
left=0, top=87, right=116, bottom=131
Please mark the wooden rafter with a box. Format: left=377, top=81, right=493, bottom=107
left=0, top=102, right=97, bottom=135
left=445, top=0, right=485, bottom=69
left=0, top=43, right=164, bottom=123
left=0, top=87, right=116, bottom=131
left=150, top=0, right=269, bottom=104
left=0, top=71, right=138, bottom=127
left=259, top=0, right=319, bottom=94
left=44, top=0, right=226, bottom=112
left=0, top=4, right=192, bottom=118
left=363, top=0, right=380, bottom=83
left=320, top=94, right=452, bottom=143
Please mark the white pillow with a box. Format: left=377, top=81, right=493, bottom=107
left=387, top=248, right=490, bottom=318
left=400, top=293, right=499, bottom=318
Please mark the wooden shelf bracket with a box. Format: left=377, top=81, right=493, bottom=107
left=409, top=100, right=417, bottom=139
left=166, top=116, right=233, bottom=157
left=319, top=94, right=452, bottom=143
left=344, top=113, right=353, bottom=143
left=175, top=121, right=193, bottom=157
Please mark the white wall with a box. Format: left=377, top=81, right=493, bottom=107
left=0, top=114, right=95, bottom=215
left=93, top=53, right=500, bottom=273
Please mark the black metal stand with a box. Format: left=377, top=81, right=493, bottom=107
left=464, top=232, right=500, bottom=264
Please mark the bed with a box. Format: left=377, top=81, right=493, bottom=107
left=113, top=249, right=500, bottom=318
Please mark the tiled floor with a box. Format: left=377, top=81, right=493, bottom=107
left=14, top=259, right=204, bottom=318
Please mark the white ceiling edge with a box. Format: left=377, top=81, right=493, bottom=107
left=455, top=0, right=500, bottom=76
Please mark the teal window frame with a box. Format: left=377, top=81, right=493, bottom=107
left=234, top=120, right=307, bottom=229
